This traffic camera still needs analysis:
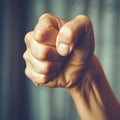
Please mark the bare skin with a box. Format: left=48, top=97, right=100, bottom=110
left=23, top=13, right=120, bottom=120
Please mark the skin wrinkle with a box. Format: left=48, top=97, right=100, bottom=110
left=23, top=13, right=120, bottom=120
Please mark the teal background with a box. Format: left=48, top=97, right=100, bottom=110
left=0, top=0, right=120, bottom=120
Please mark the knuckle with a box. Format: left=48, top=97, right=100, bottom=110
left=35, top=27, right=46, bottom=41
left=23, top=51, right=25, bottom=58
left=76, top=15, right=90, bottom=22
left=23, top=50, right=30, bottom=62
left=34, top=24, right=52, bottom=42
left=25, top=67, right=48, bottom=84
left=35, top=14, right=56, bottom=41
left=24, top=33, right=29, bottom=43
left=25, top=67, right=30, bottom=79
left=33, top=61, right=51, bottom=74
left=31, top=60, right=40, bottom=73
left=38, top=75, right=48, bottom=84
left=32, top=48, right=45, bottom=60
left=23, top=53, right=26, bottom=60
left=76, top=15, right=92, bottom=30
left=23, top=51, right=27, bottom=60
left=31, top=41, right=49, bottom=60
left=31, top=72, right=48, bottom=84
left=39, top=13, right=52, bottom=21
left=24, top=32, right=32, bottom=44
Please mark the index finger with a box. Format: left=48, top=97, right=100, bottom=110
left=34, top=13, right=59, bottom=46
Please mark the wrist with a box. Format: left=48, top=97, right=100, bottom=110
left=68, top=55, right=98, bottom=95
left=68, top=55, right=120, bottom=120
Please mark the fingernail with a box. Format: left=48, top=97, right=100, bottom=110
left=57, top=43, right=69, bottom=56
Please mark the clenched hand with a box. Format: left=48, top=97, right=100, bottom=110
left=23, top=13, right=95, bottom=88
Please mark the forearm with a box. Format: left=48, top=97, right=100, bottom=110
left=68, top=56, right=120, bottom=120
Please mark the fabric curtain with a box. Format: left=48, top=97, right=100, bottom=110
left=0, top=0, right=120, bottom=120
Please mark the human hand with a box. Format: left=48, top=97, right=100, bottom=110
left=23, top=13, right=95, bottom=88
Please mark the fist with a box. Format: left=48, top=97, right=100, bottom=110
left=23, top=13, right=95, bottom=88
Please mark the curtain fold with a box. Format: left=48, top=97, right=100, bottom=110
left=0, top=0, right=120, bottom=120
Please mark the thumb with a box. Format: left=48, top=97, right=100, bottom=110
left=56, top=15, right=92, bottom=56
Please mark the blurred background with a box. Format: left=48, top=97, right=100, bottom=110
left=0, top=0, right=120, bottom=120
